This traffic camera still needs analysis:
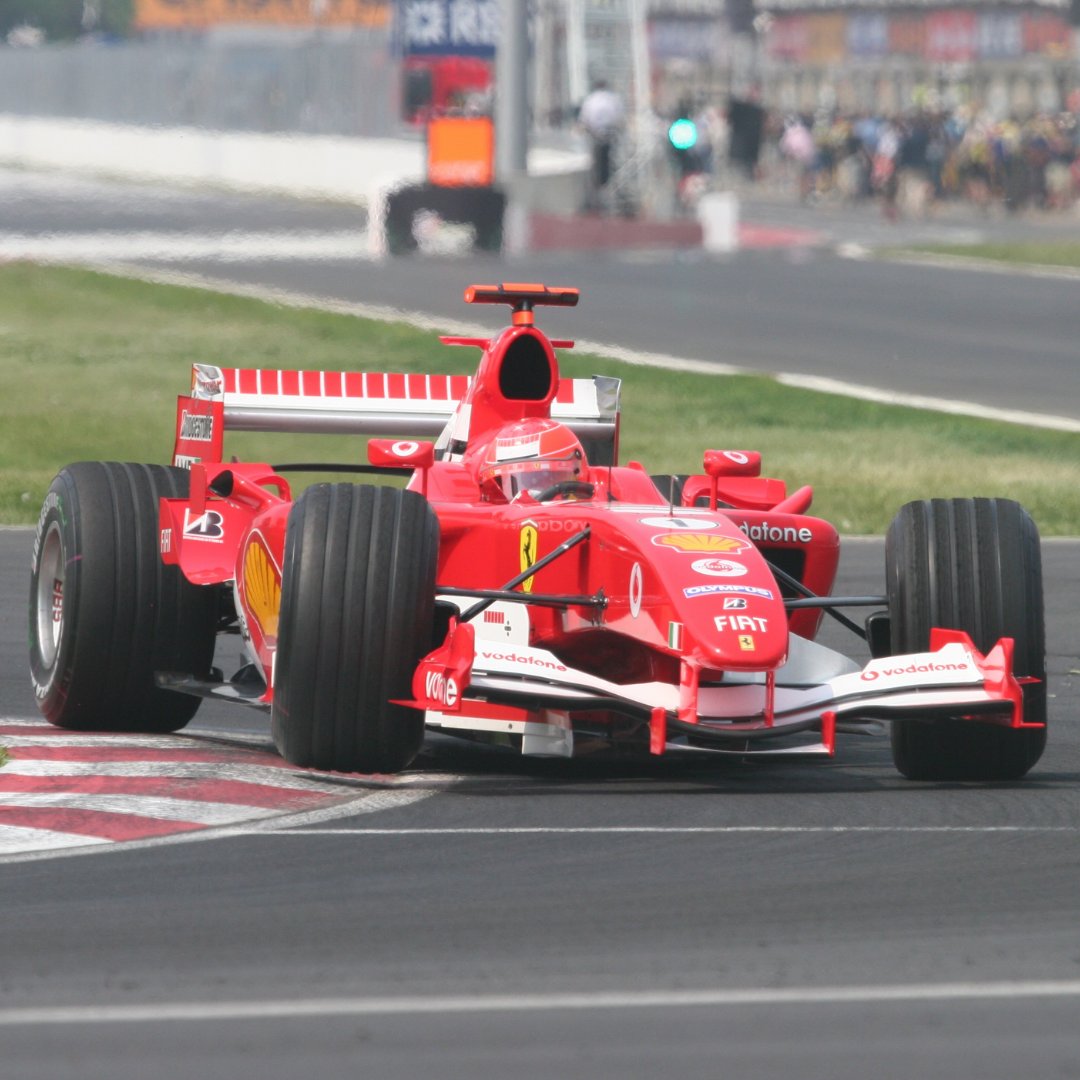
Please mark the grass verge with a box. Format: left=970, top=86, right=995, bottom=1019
left=897, top=240, right=1080, bottom=270
left=4, top=262, right=1079, bottom=534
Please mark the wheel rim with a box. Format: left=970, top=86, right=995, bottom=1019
left=35, top=522, right=65, bottom=670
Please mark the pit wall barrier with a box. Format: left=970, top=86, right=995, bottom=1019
left=0, top=114, right=588, bottom=209
left=0, top=114, right=737, bottom=254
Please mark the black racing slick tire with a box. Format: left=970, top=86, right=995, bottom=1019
left=28, top=462, right=218, bottom=733
left=886, top=498, right=1046, bottom=781
left=271, top=484, right=439, bottom=774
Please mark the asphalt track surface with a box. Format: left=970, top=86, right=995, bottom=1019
left=3, top=171, right=1080, bottom=1077
left=3, top=524, right=1080, bottom=1080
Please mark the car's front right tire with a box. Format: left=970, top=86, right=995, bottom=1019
left=886, top=497, right=1046, bottom=781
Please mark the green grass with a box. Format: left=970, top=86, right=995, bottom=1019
left=3, top=262, right=1079, bottom=534
left=897, top=241, right=1080, bottom=270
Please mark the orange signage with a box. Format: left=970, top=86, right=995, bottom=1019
left=427, top=116, right=495, bottom=188
left=134, top=0, right=389, bottom=30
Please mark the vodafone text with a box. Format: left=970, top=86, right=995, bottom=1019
left=861, top=660, right=971, bottom=682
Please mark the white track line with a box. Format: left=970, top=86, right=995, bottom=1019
left=85, top=263, right=1080, bottom=433
left=266, top=826, right=1080, bottom=835
left=777, top=373, right=1080, bottom=433
left=0, top=231, right=374, bottom=262
left=4, top=979, right=1080, bottom=1026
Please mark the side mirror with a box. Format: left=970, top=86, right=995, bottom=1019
left=703, top=450, right=761, bottom=478
left=367, top=439, right=436, bottom=470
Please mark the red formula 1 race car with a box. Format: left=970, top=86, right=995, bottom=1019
left=29, top=284, right=1047, bottom=781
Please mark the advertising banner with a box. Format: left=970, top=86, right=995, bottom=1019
left=888, top=15, right=925, bottom=58
left=648, top=17, right=728, bottom=64
left=924, top=10, right=977, bottom=63
left=977, top=11, right=1022, bottom=60
left=847, top=13, right=887, bottom=60
left=134, top=0, right=389, bottom=30
left=805, top=12, right=846, bottom=65
left=399, top=0, right=498, bottom=57
left=1022, top=12, right=1072, bottom=58
left=764, top=14, right=808, bottom=63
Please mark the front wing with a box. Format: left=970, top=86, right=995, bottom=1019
left=407, top=624, right=1038, bottom=759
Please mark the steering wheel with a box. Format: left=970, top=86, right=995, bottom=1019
left=533, top=480, right=595, bottom=502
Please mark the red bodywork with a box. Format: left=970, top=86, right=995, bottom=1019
left=159, top=283, right=1030, bottom=761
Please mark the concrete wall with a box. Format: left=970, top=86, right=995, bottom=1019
left=0, top=114, right=425, bottom=199
left=0, top=38, right=588, bottom=211
left=0, top=35, right=400, bottom=137
left=0, top=114, right=589, bottom=209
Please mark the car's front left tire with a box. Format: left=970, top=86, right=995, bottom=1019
left=271, top=483, right=439, bottom=773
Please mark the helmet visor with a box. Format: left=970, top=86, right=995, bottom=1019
left=497, top=450, right=583, bottom=500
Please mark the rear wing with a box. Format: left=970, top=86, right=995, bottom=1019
left=172, top=363, right=622, bottom=467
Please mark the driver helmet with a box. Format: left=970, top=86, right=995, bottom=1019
left=478, top=418, right=588, bottom=501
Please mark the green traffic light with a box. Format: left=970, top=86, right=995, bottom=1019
left=668, top=118, right=698, bottom=151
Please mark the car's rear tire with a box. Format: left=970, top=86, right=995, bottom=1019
left=886, top=498, right=1046, bottom=781
left=271, top=484, right=439, bottom=773
left=29, top=462, right=218, bottom=733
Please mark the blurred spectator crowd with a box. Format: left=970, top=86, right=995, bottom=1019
left=768, top=108, right=1080, bottom=217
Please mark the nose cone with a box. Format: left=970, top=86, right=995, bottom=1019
left=649, top=529, right=789, bottom=670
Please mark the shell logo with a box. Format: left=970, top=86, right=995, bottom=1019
left=244, top=539, right=281, bottom=639
left=653, top=532, right=750, bottom=554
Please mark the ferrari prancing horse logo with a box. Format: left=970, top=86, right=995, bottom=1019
left=519, top=523, right=538, bottom=593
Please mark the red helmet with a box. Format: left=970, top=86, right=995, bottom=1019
left=478, top=418, right=588, bottom=501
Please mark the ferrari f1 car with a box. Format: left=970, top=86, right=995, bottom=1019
left=29, top=283, right=1047, bottom=781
